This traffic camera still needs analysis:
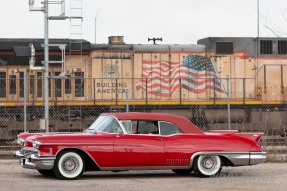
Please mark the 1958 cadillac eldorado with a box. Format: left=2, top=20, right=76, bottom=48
left=16, top=112, right=266, bottom=179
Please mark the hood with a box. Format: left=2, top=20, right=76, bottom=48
left=20, top=131, right=114, bottom=146
left=18, top=132, right=91, bottom=147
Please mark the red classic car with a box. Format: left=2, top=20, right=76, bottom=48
left=16, top=112, right=266, bottom=179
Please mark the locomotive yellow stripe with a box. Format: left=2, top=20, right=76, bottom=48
left=0, top=100, right=284, bottom=106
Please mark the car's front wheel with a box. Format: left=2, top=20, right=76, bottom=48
left=53, top=151, right=85, bottom=180
left=194, top=155, right=222, bottom=177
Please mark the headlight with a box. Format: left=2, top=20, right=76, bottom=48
left=32, top=140, right=41, bottom=149
left=17, top=138, right=24, bottom=146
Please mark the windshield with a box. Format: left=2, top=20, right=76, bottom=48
left=86, top=115, right=122, bottom=133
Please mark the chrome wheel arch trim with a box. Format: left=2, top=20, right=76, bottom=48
left=55, top=147, right=101, bottom=169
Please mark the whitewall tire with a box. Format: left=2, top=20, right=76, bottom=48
left=54, top=151, right=85, bottom=180
left=195, top=155, right=221, bottom=177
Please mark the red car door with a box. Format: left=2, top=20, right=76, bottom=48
left=86, top=133, right=117, bottom=168
left=113, top=134, right=165, bottom=167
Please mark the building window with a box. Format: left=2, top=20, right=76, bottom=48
left=0, top=72, right=6, bottom=98
left=278, top=40, right=287, bottom=54
left=260, top=40, right=273, bottom=54
left=216, top=42, right=234, bottom=54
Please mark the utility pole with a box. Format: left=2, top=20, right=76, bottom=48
left=44, top=0, right=50, bottom=132
left=28, top=0, right=49, bottom=132
left=28, top=0, right=68, bottom=132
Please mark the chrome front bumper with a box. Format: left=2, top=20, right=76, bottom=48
left=15, top=150, right=56, bottom=170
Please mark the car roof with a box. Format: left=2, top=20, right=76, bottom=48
left=102, top=112, right=203, bottom=134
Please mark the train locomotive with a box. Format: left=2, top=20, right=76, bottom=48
left=0, top=36, right=286, bottom=141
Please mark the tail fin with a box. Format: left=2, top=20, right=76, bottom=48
left=235, top=133, right=263, bottom=143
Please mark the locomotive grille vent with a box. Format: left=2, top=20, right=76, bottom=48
left=260, top=40, right=273, bottom=54
left=278, top=40, right=287, bottom=54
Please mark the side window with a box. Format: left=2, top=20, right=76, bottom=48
left=121, top=120, right=132, bottom=133
left=138, top=121, right=159, bottom=134
left=159, top=121, right=182, bottom=135
left=102, top=118, right=122, bottom=134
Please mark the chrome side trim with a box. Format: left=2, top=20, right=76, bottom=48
left=190, top=152, right=267, bottom=167
left=101, top=166, right=189, bottom=171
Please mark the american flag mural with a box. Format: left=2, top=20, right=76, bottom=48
left=136, top=54, right=225, bottom=97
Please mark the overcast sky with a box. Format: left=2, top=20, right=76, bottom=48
left=1, top=0, right=287, bottom=44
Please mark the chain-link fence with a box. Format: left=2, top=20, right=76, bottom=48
left=0, top=77, right=286, bottom=161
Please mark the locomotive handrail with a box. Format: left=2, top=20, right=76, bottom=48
left=0, top=76, right=286, bottom=105
left=254, top=64, right=287, bottom=78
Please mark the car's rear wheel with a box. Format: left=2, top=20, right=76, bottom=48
left=53, top=151, right=85, bottom=180
left=172, top=169, right=192, bottom=175
left=37, top=169, right=54, bottom=176
left=194, top=155, right=222, bottom=177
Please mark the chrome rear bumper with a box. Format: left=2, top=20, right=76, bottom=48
left=15, top=150, right=56, bottom=170
left=249, top=152, right=267, bottom=165
left=222, top=152, right=267, bottom=166
left=191, top=151, right=267, bottom=167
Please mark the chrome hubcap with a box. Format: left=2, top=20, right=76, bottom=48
left=202, top=157, right=216, bottom=169
left=62, top=157, right=79, bottom=174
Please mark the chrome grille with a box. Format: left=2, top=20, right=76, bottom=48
left=22, top=149, right=38, bottom=158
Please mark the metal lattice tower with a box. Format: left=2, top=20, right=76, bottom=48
left=69, top=0, right=83, bottom=127
left=69, top=0, right=83, bottom=66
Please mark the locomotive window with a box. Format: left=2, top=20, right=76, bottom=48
left=20, top=72, right=24, bottom=97
left=55, top=72, right=62, bottom=97
left=260, top=40, right=273, bottom=54
left=216, top=42, right=233, bottom=54
left=75, top=72, right=84, bottom=97
left=29, top=75, right=35, bottom=95
left=9, top=75, right=16, bottom=95
left=65, top=78, right=71, bottom=94
left=49, top=72, right=51, bottom=97
left=0, top=72, right=6, bottom=98
left=37, top=72, right=42, bottom=97
left=278, top=40, right=287, bottom=54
